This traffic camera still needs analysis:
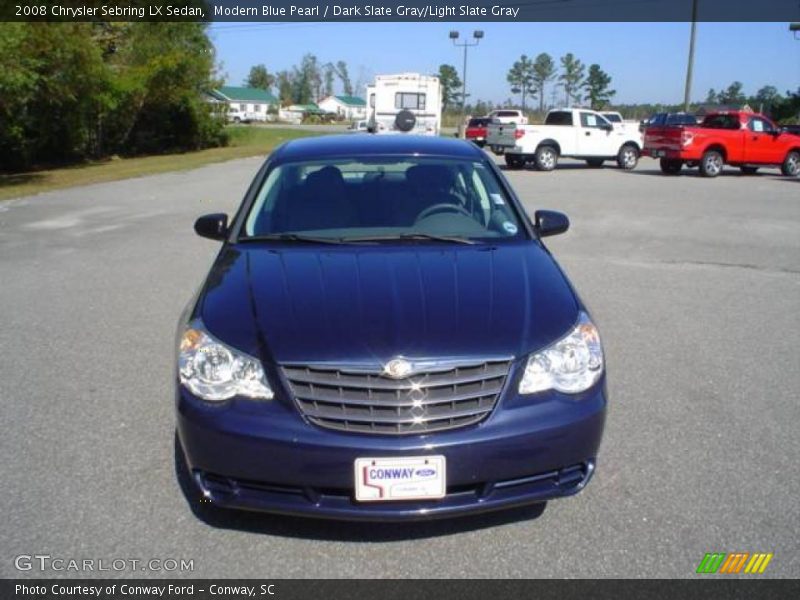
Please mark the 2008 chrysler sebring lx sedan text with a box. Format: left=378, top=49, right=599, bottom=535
left=176, top=135, right=607, bottom=520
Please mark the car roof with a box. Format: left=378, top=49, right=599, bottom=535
left=272, top=134, right=484, bottom=163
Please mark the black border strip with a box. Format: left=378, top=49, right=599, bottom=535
left=3, top=579, right=800, bottom=599
left=3, top=0, right=800, bottom=22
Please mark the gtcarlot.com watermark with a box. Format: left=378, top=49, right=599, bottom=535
left=14, top=554, right=194, bottom=573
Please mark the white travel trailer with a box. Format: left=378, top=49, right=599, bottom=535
left=366, top=73, right=442, bottom=136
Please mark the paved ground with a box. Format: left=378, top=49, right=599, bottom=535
left=1, top=154, right=798, bottom=579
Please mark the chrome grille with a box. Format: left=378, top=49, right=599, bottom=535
left=282, top=360, right=511, bottom=435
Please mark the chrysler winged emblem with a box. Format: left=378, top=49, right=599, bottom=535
left=383, top=358, right=413, bottom=379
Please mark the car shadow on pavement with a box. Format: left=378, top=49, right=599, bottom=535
left=498, top=163, right=601, bottom=172
left=173, top=432, right=547, bottom=541
left=619, top=168, right=788, bottom=179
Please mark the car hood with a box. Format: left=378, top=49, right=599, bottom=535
left=199, top=243, right=579, bottom=366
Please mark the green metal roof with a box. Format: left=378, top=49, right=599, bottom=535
left=216, top=86, right=278, bottom=104
left=335, top=95, right=366, bottom=106
left=206, top=89, right=227, bottom=102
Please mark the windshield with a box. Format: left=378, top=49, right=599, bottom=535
left=242, top=157, right=525, bottom=242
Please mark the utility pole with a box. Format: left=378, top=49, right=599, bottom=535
left=683, top=0, right=698, bottom=112
left=450, top=30, right=484, bottom=137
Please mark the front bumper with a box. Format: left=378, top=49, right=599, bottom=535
left=176, top=371, right=607, bottom=521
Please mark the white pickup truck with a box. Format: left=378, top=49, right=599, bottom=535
left=486, top=109, right=528, bottom=125
left=487, top=108, right=644, bottom=171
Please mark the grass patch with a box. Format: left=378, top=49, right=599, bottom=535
left=0, top=126, right=322, bottom=201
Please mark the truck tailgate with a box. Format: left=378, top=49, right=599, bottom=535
left=487, top=123, right=519, bottom=150
left=644, top=126, right=686, bottom=155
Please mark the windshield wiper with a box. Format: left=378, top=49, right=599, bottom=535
left=342, top=233, right=477, bottom=245
left=241, top=233, right=477, bottom=245
left=240, top=233, right=353, bottom=245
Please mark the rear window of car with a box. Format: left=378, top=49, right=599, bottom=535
left=648, top=113, right=697, bottom=127
left=666, top=114, right=697, bottom=126
left=702, top=114, right=741, bottom=130
left=468, top=118, right=490, bottom=127
left=493, top=111, right=520, bottom=117
left=545, top=112, right=573, bottom=126
left=242, top=157, right=526, bottom=243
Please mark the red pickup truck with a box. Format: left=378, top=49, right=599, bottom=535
left=465, top=117, right=493, bottom=147
left=643, top=111, right=800, bottom=177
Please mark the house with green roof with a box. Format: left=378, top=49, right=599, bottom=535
left=206, top=86, right=279, bottom=122
left=279, top=103, right=330, bottom=123
left=318, top=95, right=367, bottom=121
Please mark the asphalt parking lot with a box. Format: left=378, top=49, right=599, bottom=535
left=1, top=155, right=798, bottom=579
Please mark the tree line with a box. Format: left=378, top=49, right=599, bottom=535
left=505, top=52, right=616, bottom=112
left=0, top=22, right=225, bottom=172
left=704, top=82, right=799, bottom=122
left=611, top=85, right=800, bottom=123
left=433, top=53, right=614, bottom=118
left=438, top=55, right=799, bottom=124
left=242, top=58, right=363, bottom=106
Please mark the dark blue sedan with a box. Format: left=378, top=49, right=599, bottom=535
left=176, top=135, right=606, bottom=520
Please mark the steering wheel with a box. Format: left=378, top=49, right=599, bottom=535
left=415, top=203, right=473, bottom=222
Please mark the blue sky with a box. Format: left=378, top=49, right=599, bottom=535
left=210, top=22, right=800, bottom=105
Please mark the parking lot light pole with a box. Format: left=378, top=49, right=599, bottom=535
left=450, top=30, right=484, bottom=137
left=683, top=0, right=698, bottom=113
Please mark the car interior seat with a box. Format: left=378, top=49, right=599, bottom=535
left=272, top=165, right=356, bottom=232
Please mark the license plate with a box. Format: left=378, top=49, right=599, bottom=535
left=354, top=456, right=446, bottom=502
left=476, top=136, right=484, bottom=141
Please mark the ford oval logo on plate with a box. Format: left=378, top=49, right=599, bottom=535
left=355, top=456, right=446, bottom=502
left=383, top=358, right=413, bottom=379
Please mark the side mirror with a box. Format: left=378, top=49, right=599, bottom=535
left=534, top=210, right=570, bottom=237
left=194, top=213, right=228, bottom=241
left=602, top=123, right=614, bottom=132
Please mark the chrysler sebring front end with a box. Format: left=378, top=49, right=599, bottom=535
left=176, top=135, right=607, bottom=520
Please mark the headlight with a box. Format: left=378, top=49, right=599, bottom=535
left=178, top=321, right=273, bottom=402
left=519, top=312, right=604, bottom=395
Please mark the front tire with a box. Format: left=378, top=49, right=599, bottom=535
left=781, top=151, right=800, bottom=177
left=617, top=144, right=639, bottom=170
left=660, top=158, right=682, bottom=175
left=505, top=154, right=525, bottom=169
left=535, top=145, right=558, bottom=171
left=700, top=149, right=724, bottom=177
